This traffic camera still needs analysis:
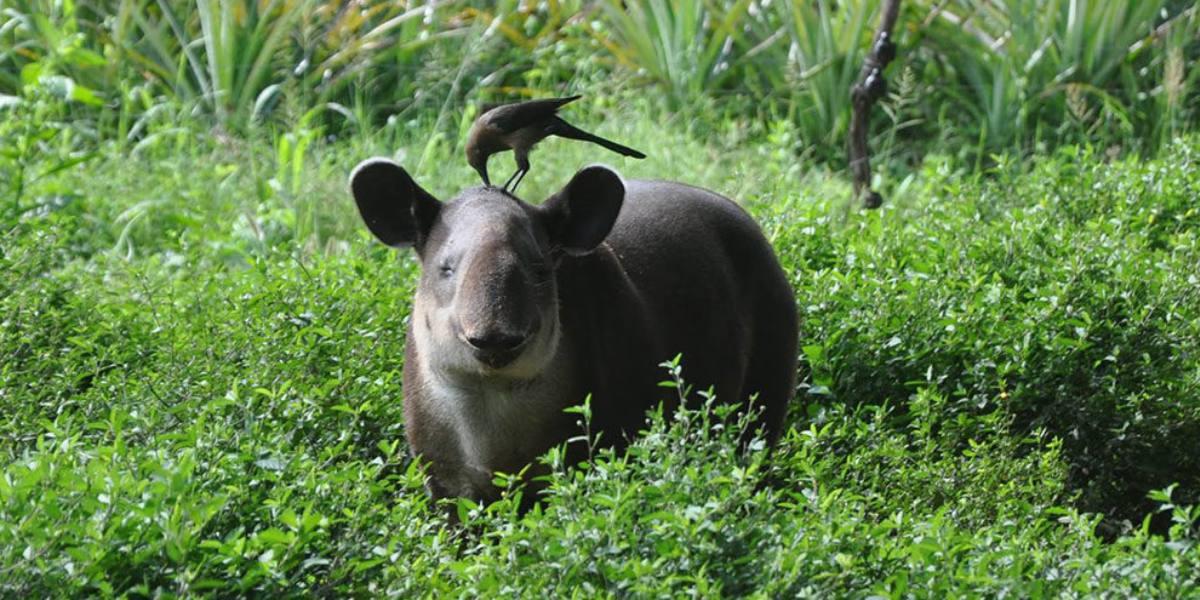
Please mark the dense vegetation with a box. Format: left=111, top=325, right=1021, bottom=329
left=3, top=1, right=1199, bottom=163
left=2, top=1, right=1200, bottom=598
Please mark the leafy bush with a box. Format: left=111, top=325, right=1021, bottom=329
left=780, top=140, right=1200, bottom=524
left=3, top=100, right=1200, bottom=595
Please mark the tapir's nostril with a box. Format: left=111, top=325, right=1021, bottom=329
left=466, top=332, right=527, bottom=352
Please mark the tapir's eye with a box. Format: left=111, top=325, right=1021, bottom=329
left=438, top=263, right=454, bottom=277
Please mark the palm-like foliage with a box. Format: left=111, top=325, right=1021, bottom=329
left=2, top=0, right=1196, bottom=152
left=591, top=0, right=753, bottom=103
left=932, top=0, right=1176, bottom=151
left=112, top=0, right=468, bottom=129
left=767, top=0, right=886, bottom=149
left=2, top=0, right=475, bottom=131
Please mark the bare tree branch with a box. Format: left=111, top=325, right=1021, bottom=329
left=849, top=0, right=903, bottom=209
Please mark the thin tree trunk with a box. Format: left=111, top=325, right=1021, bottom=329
left=849, top=0, right=903, bottom=209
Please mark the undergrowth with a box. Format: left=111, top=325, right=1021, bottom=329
left=1, top=109, right=1199, bottom=596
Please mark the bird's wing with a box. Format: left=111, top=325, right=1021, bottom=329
left=483, top=95, right=582, bottom=133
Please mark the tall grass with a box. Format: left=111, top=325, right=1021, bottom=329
left=753, top=0, right=890, bottom=155
left=591, top=0, right=751, bottom=104
left=930, top=0, right=1182, bottom=153
left=112, top=0, right=475, bottom=131
left=1, top=0, right=476, bottom=133
left=2, top=0, right=1197, bottom=158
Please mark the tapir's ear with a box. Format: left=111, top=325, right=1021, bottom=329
left=349, top=158, right=441, bottom=249
left=542, top=165, right=624, bottom=256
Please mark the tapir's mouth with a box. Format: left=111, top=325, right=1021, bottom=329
left=458, top=327, right=534, bottom=370
left=471, top=346, right=524, bottom=369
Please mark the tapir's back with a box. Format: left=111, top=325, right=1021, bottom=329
left=607, top=180, right=782, bottom=284
left=565, top=179, right=798, bottom=442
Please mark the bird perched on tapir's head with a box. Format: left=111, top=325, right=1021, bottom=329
left=465, top=95, right=646, bottom=193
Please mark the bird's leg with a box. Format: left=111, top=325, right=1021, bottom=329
left=502, top=169, right=522, bottom=191
left=507, top=152, right=532, bottom=194
left=510, top=169, right=528, bottom=194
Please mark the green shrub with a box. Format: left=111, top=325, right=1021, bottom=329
left=784, top=140, right=1200, bottom=524
left=2, top=104, right=1199, bottom=597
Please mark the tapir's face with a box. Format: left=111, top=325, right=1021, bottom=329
left=349, top=159, right=625, bottom=380
left=415, top=190, right=559, bottom=378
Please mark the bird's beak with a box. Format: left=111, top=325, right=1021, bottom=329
left=474, top=165, right=491, bottom=188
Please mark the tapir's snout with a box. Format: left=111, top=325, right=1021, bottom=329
left=467, top=331, right=528, bottom=352
left=455, top=241, right=542, bottom=370
left=463, top=328, right=531, bottom=369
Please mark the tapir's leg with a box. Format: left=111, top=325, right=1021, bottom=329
left=740, top=286, right=799, bottom=446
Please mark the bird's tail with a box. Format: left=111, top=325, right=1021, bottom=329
left=551, top=119, right=647, bottom=159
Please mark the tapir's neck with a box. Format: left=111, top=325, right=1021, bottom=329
left=416, top=331, right=580, bottom=484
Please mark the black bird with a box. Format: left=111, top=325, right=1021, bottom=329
left=465, top=95, right=646, bottom=193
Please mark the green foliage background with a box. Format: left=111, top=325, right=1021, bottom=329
left=3, top=0, right=1199, bottom=160
left=2, top=0, right=1200, bottom=598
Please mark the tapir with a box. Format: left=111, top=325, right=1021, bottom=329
left=349, top=159, right=798, bottom=506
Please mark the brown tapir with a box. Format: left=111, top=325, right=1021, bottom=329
left=350, top=159, right=798, bottom=507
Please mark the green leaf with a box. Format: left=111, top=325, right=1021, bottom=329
left=280, top=508, right=299, bottom=530
left=255, top=527, right=293, bottom=546
left=68, top=82, right=102, bottom=105
left=38, top=152, right=98, bottom=179
left=62, top=46, right=106, bottom=68
left=20, top=63, right=43, bottom=86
